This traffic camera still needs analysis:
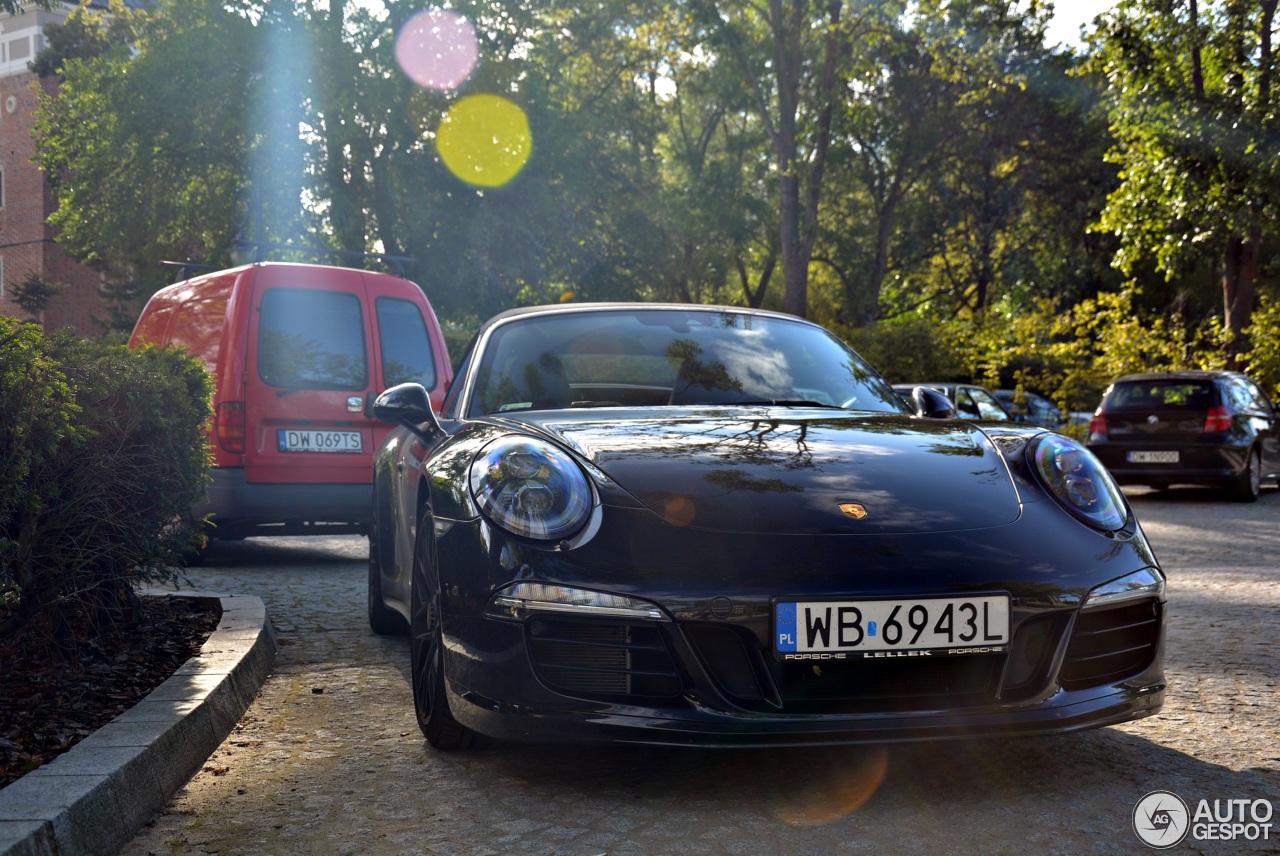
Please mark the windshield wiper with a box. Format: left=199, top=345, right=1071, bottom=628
left=719, top=399, right=844, bottom=409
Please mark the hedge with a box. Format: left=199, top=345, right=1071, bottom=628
left=0, top=316, right=211, bottom=657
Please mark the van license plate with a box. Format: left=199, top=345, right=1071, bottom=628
left=774, top=595, right=1009, bottom=660
left=277, top=429, right=363, bottom=453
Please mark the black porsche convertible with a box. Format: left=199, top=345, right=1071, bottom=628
left=368, top=303, right=1166, bottom=750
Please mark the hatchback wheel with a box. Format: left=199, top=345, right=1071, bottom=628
left=1229, top=447, right=1262, bottom=503
left=410, top=509, right=476, bottom=750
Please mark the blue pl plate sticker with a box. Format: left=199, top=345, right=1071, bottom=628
left=776, top=602, right=797, bottom=652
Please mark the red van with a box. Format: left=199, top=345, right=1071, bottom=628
left=129, top=262, right=452, bottom=541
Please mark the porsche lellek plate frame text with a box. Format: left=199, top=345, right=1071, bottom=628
left=774, top=595, right=1010, bottom=660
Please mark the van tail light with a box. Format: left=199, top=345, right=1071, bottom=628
left=1088, top=411, right=1108, bottom=441
left=216, top=401, right=246, bottom=454
left=1204, top=405, right=1234, bottom=433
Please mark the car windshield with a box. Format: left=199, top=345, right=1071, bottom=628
left=1106, top=380, right=1215, bottom=411
left=465, top=308, right=907, bottom=417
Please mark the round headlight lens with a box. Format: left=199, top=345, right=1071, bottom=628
left=1029, top=434, right=1127, bottom=531
left=470, top=436, right=592, bottom=540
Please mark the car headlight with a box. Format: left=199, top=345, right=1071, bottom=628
left=1083, top=568, right=1165, bottom=609
left=470, top=435, right=593, bottom=540
left=1028, top=434, right=1127, bottom=531
left=484, top=582, right=670, bottom=622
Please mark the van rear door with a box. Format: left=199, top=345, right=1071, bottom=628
left=243, top=266, right=380, bottom=486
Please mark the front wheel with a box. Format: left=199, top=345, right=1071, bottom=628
left=1229, top=446, right=1262, bottom=503
left=410, top=508, right=477, bottom=750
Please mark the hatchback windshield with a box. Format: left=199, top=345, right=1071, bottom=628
left=466, top=308, right=906, bottom=417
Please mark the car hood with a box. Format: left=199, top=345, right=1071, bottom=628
left=528, top=409, right=1023, bottom=535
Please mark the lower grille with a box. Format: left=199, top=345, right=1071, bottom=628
left=771, top=655, right=1003, bottom=713
left=682, top=622, right=1005, bottom=713
left=526, top=618, right=682, bottom=700
left=1061, top=599, right=1161, bottom=690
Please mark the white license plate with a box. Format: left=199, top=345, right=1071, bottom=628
left=1127, top=451, right=1179, bottom=463
left=277, top=429, right=363, bottom=453
left=775, top=595, right=1009, bottom=660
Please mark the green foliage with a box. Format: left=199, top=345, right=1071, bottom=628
left=1085, top=0, right=1280, bottom=347
left=837, top=287, right=1242, bottom=415
left=33, top=0, right=260, bottom=278
left=836, top=314, right=966, bottom=386
left=0, top=318, right=212, bottom=655
left=1243, top=292, right=1280, bottom=399
left=28, top=0, right=141, bottom=78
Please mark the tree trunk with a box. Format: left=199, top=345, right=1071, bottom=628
left=779, top=173, right=807, bottom=317
left=1223, top=230, right=1259, bottom=368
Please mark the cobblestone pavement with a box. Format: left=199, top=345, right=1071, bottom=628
left=123, top=488, right=1279, bottom=856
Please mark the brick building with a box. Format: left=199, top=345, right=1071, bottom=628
left=0, top=3, right=107, bottom=335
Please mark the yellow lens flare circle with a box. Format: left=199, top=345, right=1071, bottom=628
left=437, top=95, right=532, bottom=188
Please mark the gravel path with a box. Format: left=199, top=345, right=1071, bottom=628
left=122, top=487, right=1280, bottom=855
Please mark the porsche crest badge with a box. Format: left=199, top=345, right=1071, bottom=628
left=839, top=502, right=868, bottom=519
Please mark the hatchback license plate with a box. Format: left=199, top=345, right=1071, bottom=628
left=775, top=595, right=1009, bottom=660
left=277, top=429, right=363, bottom=453
left=1127, top=450, right=1179, bottom=463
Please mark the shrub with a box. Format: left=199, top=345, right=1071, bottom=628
left=833, top=287, right=1238, bottom=417
left=835, top=314, right=967, bottom=385
left=0, top=317, right=212, bottom=659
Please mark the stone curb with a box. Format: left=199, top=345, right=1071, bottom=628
left=0, top=592, right=277, bottom=856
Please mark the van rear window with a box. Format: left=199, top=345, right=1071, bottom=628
left=258, top=288, right=368, bottom=389
left=376, top=297, right=437, bottom=389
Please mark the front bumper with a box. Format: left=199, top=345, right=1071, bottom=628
left=431, top=499, right=1167, bottom=747
left=448, top=681, right=1165, bottom=748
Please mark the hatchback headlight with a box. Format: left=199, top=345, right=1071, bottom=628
left=1028, top=434, right=1127, bottom=531
left=470, top=435, right=593, bottom=540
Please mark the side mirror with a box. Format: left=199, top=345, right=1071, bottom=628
left=912, top=386, right=956, bottom=419
left=372, top=382, right=441, bottom=439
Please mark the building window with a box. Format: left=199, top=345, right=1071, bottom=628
left=0, top=258, right=6, bottom=300
left=0, top=167, right=5, bottom=209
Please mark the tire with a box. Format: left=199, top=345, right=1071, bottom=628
left=410, top=507, right=476, bottom=750
left=1229, top=447, right=1262, bottom=503
left=368, top=499, right=408, bottom=636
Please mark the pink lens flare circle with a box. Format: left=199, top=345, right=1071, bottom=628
left=395, top=9, right=478, bottom=91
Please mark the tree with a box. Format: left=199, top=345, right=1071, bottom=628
left=33, top=0, right=260, bottom=280
left=9, top=273, right=66, bottom=323
left=690, top=0, right=850, bottom=318
left=818, top=0, right=1111, bottom=324
left=1087, top=0, right=1280, bottom=363
left=0, top=0, right=52, bottom=14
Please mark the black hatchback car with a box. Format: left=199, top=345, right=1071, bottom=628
left=1085, top=371, right=1280, bottom=501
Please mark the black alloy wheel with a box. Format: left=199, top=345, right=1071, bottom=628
left=367, top=497, right=408, bottom=635
left=1230, top=446, right=1262, bottom=503
left=410, top=507, right=476, bottom=750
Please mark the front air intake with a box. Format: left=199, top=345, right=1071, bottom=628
left=1060, top=599, right=1161, bottom=690
left=526, top=618, right=682, bottom=700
